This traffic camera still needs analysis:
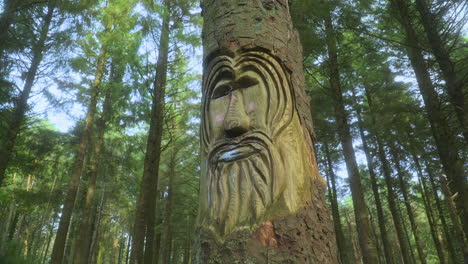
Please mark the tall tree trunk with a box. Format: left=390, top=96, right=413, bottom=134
left=364, top=81, right=415, bottom=264
left=413, top=0, right=467, bottom=141
left=194, top=0, right=338, bottom=263
left=353, top=88, right=396, bottom=264
left=344, top=208, right=362, bottom=264
left=389, top=144, right=425, bottom=264
left=0, top=2, right=54, bottom=186
left=323, top=10, right=378, bottom=264
left=74, top=59, right=120, bottom=264
left=389, top=1, right=468, bottom=253
left=323, top=143, right=353, bottom=264
left=425, top=164, right=459, bottom=263
left=0, top=0, right=20, bottom=62
left=412, top=153, right=446, bottom=264
left=50, top=45, right=107, bottom=264
left=162, top=150, right=176, bottom=264
left=131, top=1, right=170, bottom=263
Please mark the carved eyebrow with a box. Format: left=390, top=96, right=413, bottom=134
left=236, top=75, right=259, bottom=89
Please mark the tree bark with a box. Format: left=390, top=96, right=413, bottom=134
left=389, top=0, right=468, bottom=252
left=194, top=0, right=338, bottom=263
left=131, top=1, right=170, bottom=263
left=323, top=10, right=379, bottom=264
left=414, top=0, right=467, bottom=142
left=50, top=45, right=107, bottom=264
left=0, top=2, right=54, bottom=186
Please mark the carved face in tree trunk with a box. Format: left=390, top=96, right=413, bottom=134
left=199, top=49, right=314, bottom=237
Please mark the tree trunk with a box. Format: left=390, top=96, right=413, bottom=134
left=344, top=208, right=362, bottom=264
left=194, top=0, right=338, bottom=263
left=412, top=153, right=447, bottom=264
left=50, top=45, right=107, bottom=264
left=352, top=88, right=396, bottom=264
left=130, top=1, right=170, bottom=263
left=74, top=58, right=120, bottom=264
left=425, top=163, right=459, bottom=263
left=390, top=0, right=468, bottom=253
left=162, top=150, right=177, bottom=264
left=323, top=10, right=378, bottom=264
left=364, top=80, right=414, bottom=264
left=0, top=2, right=54, bottom=186
left=414, top=0, right=467, bottom=141
left=0, top=0, right=20, bottom=62
left=323, top=143, right=353, bottom=264
left=389, top=144, right=426, bottom=264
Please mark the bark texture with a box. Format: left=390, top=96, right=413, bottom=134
left=195, top=0, right=338, bottom=263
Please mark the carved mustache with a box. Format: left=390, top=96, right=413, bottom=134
left=208, top=130, right=272, bottom=163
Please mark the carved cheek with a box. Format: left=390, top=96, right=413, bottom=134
left=248, top=102, right=255, bottom=113
left=215, top=114, right=224, bottom=123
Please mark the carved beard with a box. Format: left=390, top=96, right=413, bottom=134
left=205, top=136, right=282, bottom=236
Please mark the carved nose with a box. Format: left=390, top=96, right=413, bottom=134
left=223, top=90, right=250, bottom=138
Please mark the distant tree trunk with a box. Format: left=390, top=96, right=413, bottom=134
left=323, top=143, right=353, bottom=264
left=389, top=1, right=468, bottom=253
left=364, top=82, right=413, bottom=264
left=153, top=192, right=163, bottom=264
left=162, top=150, right=177, bottom=264
left=344, top=208, right=362, bottom=264
left=90, top=191, right=107, bottom=264
left=0, top=0, right=20, bottom=61
left=412, top=153, right=446, bottom=264
left=0, top=2, right=54, bottom=186
left=414, top=0, right=467, bottom=141
left=131, top=1, right=170, bottom=263
left=425, top=163, right=459, bottom=263
left=353, top=88, right=395, bottom=264
left=389, top=144, right=425, bottom=264
left=50, top=45, right=107, bottom=264
left=74, top=59, right=121, bottom=264
left=324, top=10, right=378, bottom=264
left=398, top=201, right=417, bottom=264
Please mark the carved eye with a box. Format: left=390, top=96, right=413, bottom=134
left=211, top=83, right=232, bottom=99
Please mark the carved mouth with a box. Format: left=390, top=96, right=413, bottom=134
left=209, top=131, right=271, bottom=163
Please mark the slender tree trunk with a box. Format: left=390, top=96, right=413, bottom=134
left=74, top=59, right=120, bottom=264
left=50, top=45, right=107, bottom=264
left=389, top=144, right=425, bottom=264
left=162, top=150, right=177, bottom=264
left=353, top=88, right=395, bottom=264
left=398, top=201, right=416, bottom=264
left=0, top=2, right=54, bottom=186
left=364, top=81, right=414, bottom=264
left=425, top=164, right=459, bottom=263
left=323, top=143, right=353, bottom=264
left=131, top=2, right=170, bottom=264
left=0, top=0, right=20, bottom=61
left=390, top=1, right=468, bottom=253
left=344, top=208, right=362, bottom=264
left=412, top=153, right=446, bottom=264
left=414, top=0, right=467, bottom=141
left=323, top=10, right=379, bottom=264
